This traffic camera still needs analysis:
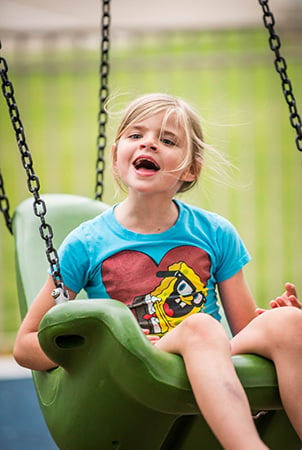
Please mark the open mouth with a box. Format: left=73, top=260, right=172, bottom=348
left=133, top=157, right=160, bottom=172
left=163, top=293, right=206, bottom=317
left=163, top=296, right=193, bottom=317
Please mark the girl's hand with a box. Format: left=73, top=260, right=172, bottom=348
left=256, top=282, right=301, bottom=315
left=270, top=282, right=301, bottom=309
left=142, top=329, right=160, bottom=345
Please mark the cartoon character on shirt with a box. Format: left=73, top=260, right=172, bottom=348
left=130, top=261, right=208, bottom=335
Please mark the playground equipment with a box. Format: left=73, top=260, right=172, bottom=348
left=0, top=1, right=301, bottom=448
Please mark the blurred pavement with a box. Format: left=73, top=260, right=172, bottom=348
left=0, top=357, right=57, bottom=450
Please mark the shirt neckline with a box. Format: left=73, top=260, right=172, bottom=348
left=107, top=199, right=184, bottom=240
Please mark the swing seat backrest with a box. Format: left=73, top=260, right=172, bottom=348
left=13, top=193, right=109, bottom=318
left=12, top=194, right=300, bottom=450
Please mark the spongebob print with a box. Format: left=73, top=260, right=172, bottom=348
left=130, top=261, right=208, bottom=335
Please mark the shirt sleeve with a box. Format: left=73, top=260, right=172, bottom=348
left=55, top=225, right=91, bottom=294
left=214, top=217, right=251, bottom=283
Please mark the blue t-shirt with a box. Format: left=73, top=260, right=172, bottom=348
left=58, top=200, right=250, bottom=335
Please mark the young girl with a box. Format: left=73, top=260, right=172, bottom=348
left=14, top=93, right=302, bottom=449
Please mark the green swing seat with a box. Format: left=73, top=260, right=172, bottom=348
left=13, top=194, right=300, bottom=450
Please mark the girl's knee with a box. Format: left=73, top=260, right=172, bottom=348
left=254, top=307, right=302, bottom=354
left=177, top=313, right=229, bottom=350
left=181, top=312, right=221, bottom=332
left=231, top=307, right=302, bottom=357
left=262, top=307, right=302, bottom=335
left=156, top=313, right=229, bottom=354
left=273, top=307, right=302, bottom=339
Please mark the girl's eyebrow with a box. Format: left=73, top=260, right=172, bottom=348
left=127, top=125, right=145, bottom=132
left=124, top=125, right=146, bottom=136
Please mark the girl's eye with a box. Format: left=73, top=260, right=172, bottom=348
left=161, top=138, right=176, bottom=146
left=129, top=133, right=142, bottom=139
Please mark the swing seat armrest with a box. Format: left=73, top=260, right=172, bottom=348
left=38, top=299, right=282, bottom=414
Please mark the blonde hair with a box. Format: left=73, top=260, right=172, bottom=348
left=112, top=93, right=205, bottom=193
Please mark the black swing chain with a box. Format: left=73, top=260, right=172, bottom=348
left=0, top=46, right=68, bottom=297
left=95, top=0, right=111, bottom=201
left=0, top=169, right=13, bottom=234
left=258, top=0, right=302, bottom=152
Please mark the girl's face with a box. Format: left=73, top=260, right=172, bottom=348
left=112, top=111, right=196, bottom=198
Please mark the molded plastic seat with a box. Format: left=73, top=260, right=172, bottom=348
left=13, top=194, right=300, bottom=449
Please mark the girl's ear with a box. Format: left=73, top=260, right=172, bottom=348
left=111, top=143, right=117, bottom=166
left=180, top=161, right=202, bottom=182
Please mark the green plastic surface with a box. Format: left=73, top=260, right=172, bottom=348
left=13, top=194, right=300, bottom=449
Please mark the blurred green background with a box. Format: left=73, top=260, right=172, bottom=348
left=0, top=25, right=301, bottom=353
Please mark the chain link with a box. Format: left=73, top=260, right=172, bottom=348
left=258, top=0, right=302, bottom=152
left=0, top=52, right=14, bottom=234
left=0, top=170, right=13, bottom=234
left=95, top=0, right=111, bottom=200
left=0, top=45, right=68, bottom=296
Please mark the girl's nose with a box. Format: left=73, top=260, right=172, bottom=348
left=139, top=141, right=158, bottom=151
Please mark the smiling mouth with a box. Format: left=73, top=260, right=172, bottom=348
left=163, top=296, right=194, bottom=317
left=133, top=157, right=160, bottom=171
left=163, top=293, right=206, bottom=317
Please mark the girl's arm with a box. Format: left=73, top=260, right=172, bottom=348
left=13, top=275, right=77, bottom=371
left=218, top=269, right=257, bottom=336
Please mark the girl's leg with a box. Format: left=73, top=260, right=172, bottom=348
left=156, top=314, right=268, bottom=450
left=231, top=306, right=302, bottom=440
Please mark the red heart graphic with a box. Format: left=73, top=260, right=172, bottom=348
left=102, top=246, right=210, bottom=305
